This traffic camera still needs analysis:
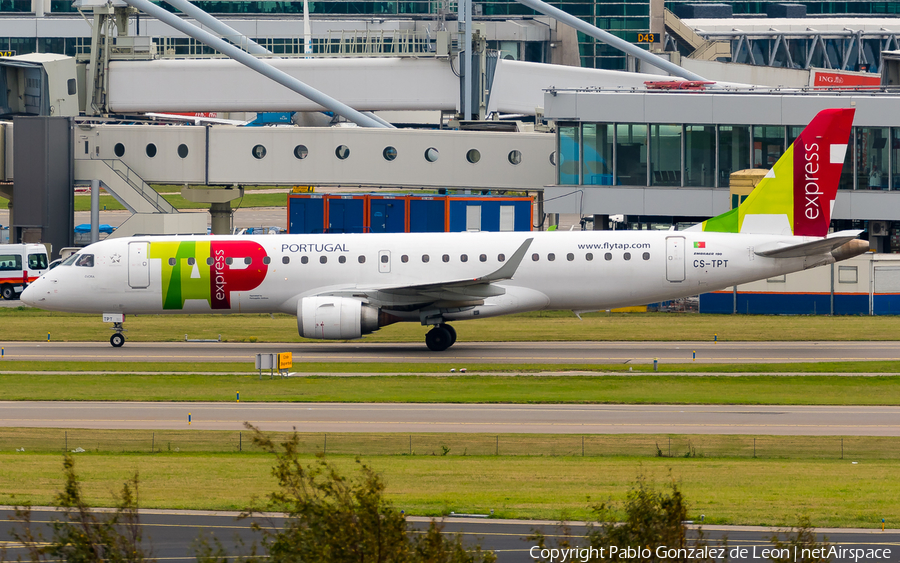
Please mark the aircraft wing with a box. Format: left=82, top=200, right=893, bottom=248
left=321, top=238, right=534, bottom=307
left=754, top=230, right=863, bottom=258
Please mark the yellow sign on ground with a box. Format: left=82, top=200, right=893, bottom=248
left=292, top=186, right=315, bottom=193
left=278, top=352, right=293, bottom=370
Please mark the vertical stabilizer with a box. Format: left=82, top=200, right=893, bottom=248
left=695, top=108, right=855, bottom=237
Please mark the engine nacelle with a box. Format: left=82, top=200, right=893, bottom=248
left=297, top=296, right=381, bottom=340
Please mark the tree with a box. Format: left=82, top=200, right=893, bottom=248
left=244, top=424, right=496, bottom=563
left=3, top=454, right=152, bottom=563
left=530, top=474, right=722, bottom=563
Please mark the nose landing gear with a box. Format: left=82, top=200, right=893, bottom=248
left=110, top=329, right=125, bottom=348
left=103, top=313, right=127, bottom=347
left=425, top=323, right=457, bottom=352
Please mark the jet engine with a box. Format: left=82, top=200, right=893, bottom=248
left=297, top=296, right=381, bottom=340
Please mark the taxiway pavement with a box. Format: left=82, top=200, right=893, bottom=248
left=0, top=340, right=896, bottom=364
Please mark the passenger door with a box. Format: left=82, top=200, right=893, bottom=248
left=128, top=242, right=150, bottom=288
left=666, top=236, right=685, bottom=282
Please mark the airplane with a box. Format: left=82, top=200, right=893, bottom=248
left=21, top=108, right=869, bottom=351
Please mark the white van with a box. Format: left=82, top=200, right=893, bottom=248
left=0, top=244, right=50, bottom=300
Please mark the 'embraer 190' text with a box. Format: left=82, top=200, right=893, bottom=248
left=282, top=243, right=349, bottom=253
left=803, top=142, right=821, bottom=220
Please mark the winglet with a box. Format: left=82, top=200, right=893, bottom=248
left=477, top=238, right=534, bottom=282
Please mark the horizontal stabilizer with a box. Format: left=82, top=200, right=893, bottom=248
left=754, top=231, right=863, bottom=258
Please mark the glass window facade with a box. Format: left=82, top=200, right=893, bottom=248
left=616, top=123, right=647, bottom=186
left=717, top=125, right=750, bottom=188
left=560, top=120, right=900, bottom=191
left=582, top=123, right=614, bottom=185
left=649, top=124, right=680, bottom=186
left=752, top=125, right=785, bottom=169
left=558, top=125, right=580, bottom=185
left=684, top=125, right=715, bottom=187
left=857, top=127, right=889, bottom=190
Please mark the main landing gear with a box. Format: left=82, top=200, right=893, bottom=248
left=425, top=323, right=457, bottom=352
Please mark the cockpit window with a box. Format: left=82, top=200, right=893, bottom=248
left=75, top=254, right=95, bottom=267
left=28, top=254, right=48, bottom=270
left=61, top=254, right=79, bottom=267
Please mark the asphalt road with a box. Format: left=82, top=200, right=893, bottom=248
left=1, top=509, right=897, bottom=563
left=2, top=402, right=899, bottom=435
left=1, top=340, right=897, bottom=364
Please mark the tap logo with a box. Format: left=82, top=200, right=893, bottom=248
left=150, top=240, right=269, bottom=310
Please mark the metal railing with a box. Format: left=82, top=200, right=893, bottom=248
left=101, top=159, right=177, bottom=214
left=4, top=430, right=897, bottom=460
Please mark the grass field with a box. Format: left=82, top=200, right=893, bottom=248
left=2, top=309, right=900, bottom=343
left=0, top=449, right=894, bottom=527
left=65, top=192, right=288, bottom=212
left=0, top=373, right=899, bottom=404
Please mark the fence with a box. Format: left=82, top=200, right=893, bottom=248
left=2, top=429, right=898, bottom=460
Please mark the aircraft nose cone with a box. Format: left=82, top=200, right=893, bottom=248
left=20, top=283, right=37, bottom=306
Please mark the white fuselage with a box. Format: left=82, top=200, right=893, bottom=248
left=23, top=230, right=833, bottom=324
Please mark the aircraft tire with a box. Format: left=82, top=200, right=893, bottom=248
left=0, top=285, right=13, bottom=300
left=442, top=324, right=457, bottom=346
left=425, top=326, right=453, bottom=352
left=110, top=333, right=125, bottom=348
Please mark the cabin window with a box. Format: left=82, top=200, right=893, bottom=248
left=358, top=256, right=366, bottom=264
left=186, top=257, right=195, bottom=266
left=301, top=256, right=309, bottom=265
left=283, top=256, right=291, bottom=264
left=642, top=252, right=650, bottom=260
left=169, top=258, right=177, bottom=266
left=623, top=252, right=631, bottom=261
left=252, top=145, right=267, bottom=159
left=425, top=147, right=440, bottom=162
left=381, top=255, right=389, bottom=263
left=460, top=254, right=468, bottom=262
left=320, top=256, right=327, bottom=264
left=207, top=257, right=214, bottom=266
left=0, top=255, right=22, bottom=270
left=567, top=253, right=574, bottom=261
left=383, top=146, right=398, bottom=161
left=422, top=255, right=430, bottom=263
left=547, top=253, right=556, bottom=262
left=263, top=256, right=271, bottom=265
left=586, top=253, right=593, bottom=261
left=401, top=255, right=409, bottom=263
left=498, top=254, right=505, bottom=262
left=508, top=150, right=522, bottom=165
left=339, top=256, right=347, bottom=264
left=442, top=254, right=450, bottom=263
left=294, top=145, right=309, bottom=159
left=244, top=257, right=252, bottom=265
left=531, top=253, right=539, bottom=261
left=479, top=254, right=487, bottom=262
left=335, top=145, right=350, bottom=160
left=225, top=257, right=233, bottom=265
left=466, top=149, right=481, bottom=164
left=28, top=254, right=48, bottom=269
left=75, top=254, right=94, bottom=267
left=605, top=253, right=612, bottom=261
